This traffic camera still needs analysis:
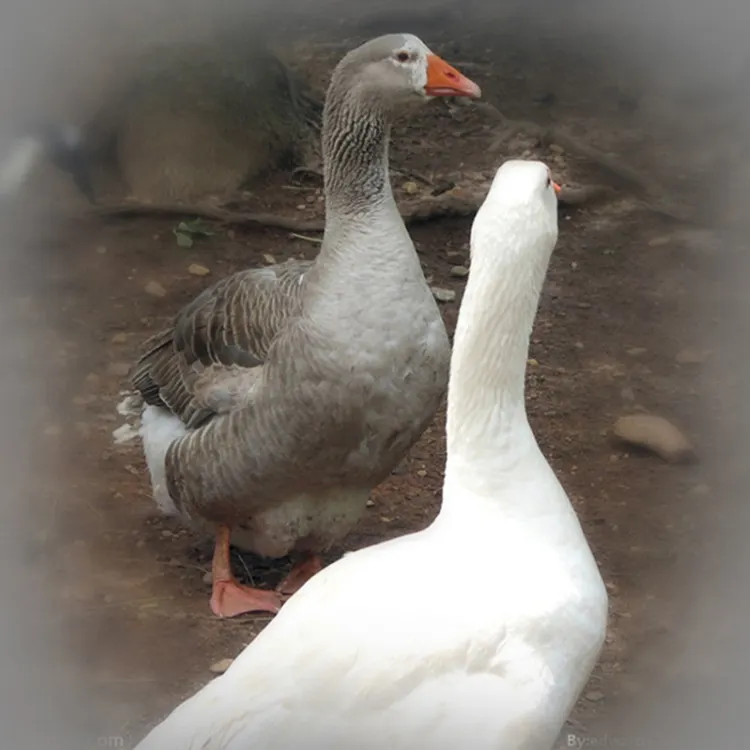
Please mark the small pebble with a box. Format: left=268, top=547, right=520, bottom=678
left=111, top=333, right=129, bottom=345
left=626, top=347, right=647, bottom=357
left=585, top=690, right=605, bottom=702
left=108, top=362, right=131, bottom=377
left=527, top=358, right=539, bottom=367
left=431, top=287, right=456, bottom=303
left=549, top=144, right=565, bottom=155
left=648, top=236, right=671, bottom=247
left=402, top=181, right=419, bottom=195
left=95, top=246, right=107, bottom=255
left=675, top=347, right=708, bottom=365
left=416, top=469, right=427, bottom=477
left=365, top=499, right=375, bottom=508
left=209, top=658, right=234, bottom=675
left=144, top=280, right=167, bottom=298
left=202, top=571, right=213, bottom=585
left=613, top=414, right=696, bottom=464
left=188, top=264, right=211, bottom=277
left=262, top=253, right=276, bottom=265
left=449, top=265, right=469, bottom=278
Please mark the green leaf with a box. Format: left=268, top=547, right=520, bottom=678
left=173, top=229, right=194, bottom=248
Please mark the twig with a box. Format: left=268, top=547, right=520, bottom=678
left=88, top=202, right=326, bottom=232
left=289, top=232, right=323, bottom=244
left=76, top=186, right=608, bottom=236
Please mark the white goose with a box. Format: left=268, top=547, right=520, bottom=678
left=133, top=160, right=609, bottom=750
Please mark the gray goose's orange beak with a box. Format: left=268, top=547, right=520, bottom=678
left=424, top=54, right=482, bottom=99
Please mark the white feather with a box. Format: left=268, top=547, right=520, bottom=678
left=139, top=405, right=188, bottom=516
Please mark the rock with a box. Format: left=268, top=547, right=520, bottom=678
left=585, top=690, right=605, bottom=702
left=188, top=263, right=211, bottom=277
left=431, top=287, right=456, bottom=303
left=613, top=414, right=697, bottom=464
left=111, top=333, right=130, bottom=345
left=626, top=347, right=647, bottom=357
left=527, top=358, right=539, bottom=367
left=209, top=658, right=234, bottom=675
left=549, top=143, right=565, bottom=155
left=108, top=362, right=132, bottom=377
left=449, top=265, right=470, bottom=278
left=402, top=181, right=419, bottom=195
left=444, top=250, right=465, bottom=262
left=202, top=571, right=213, bottom=585
left=262, top=253, right=276, bottom=265
left=108, top=362, right=131, bottom=377
left=648, top=236, right=671, bottom=247
left=144, top=280, right=167, bottom=297
left=675, top=347, right=708, bottom=365
left=365, top=499, right=375, bottom=508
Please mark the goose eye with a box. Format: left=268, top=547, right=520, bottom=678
left=546, top=176, right=552, bottom=188
left=395, top=51, right=410, bottom=63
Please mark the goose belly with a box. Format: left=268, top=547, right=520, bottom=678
left=229, top=487, right=371, bottom=556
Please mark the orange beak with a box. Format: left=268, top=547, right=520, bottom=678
left=425, top=54, right=482, bottom=99
left=551, top=180, right=562, bottom=194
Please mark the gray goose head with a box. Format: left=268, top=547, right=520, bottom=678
left=330, top=33, right=482, bottom=113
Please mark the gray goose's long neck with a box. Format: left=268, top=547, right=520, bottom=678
left=321, top=90, right=392, bottom=221
left=301, top=82, right=430, bottom=324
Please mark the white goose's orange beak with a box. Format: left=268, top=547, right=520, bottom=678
left=425, top=54, right=482, bottom=99
left=551, top=180, right=562, bottom=194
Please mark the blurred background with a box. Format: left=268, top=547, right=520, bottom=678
left=0, top=0, right=747, bottom=747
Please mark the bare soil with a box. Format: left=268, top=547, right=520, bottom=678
left=13, top=21, right=718, bottom=748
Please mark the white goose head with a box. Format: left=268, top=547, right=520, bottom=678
left=470, top=159, right=561, bottom=272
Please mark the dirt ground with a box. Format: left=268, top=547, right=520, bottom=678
left=10, top=19, right=720, bottom=749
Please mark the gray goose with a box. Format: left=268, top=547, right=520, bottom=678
left=131, top=33, right=481, bottom=618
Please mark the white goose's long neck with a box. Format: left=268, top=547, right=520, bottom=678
left=444, top=221, right=553, bottom=487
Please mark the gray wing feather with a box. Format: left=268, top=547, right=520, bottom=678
left=131, top=259, right=311, bottom=429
